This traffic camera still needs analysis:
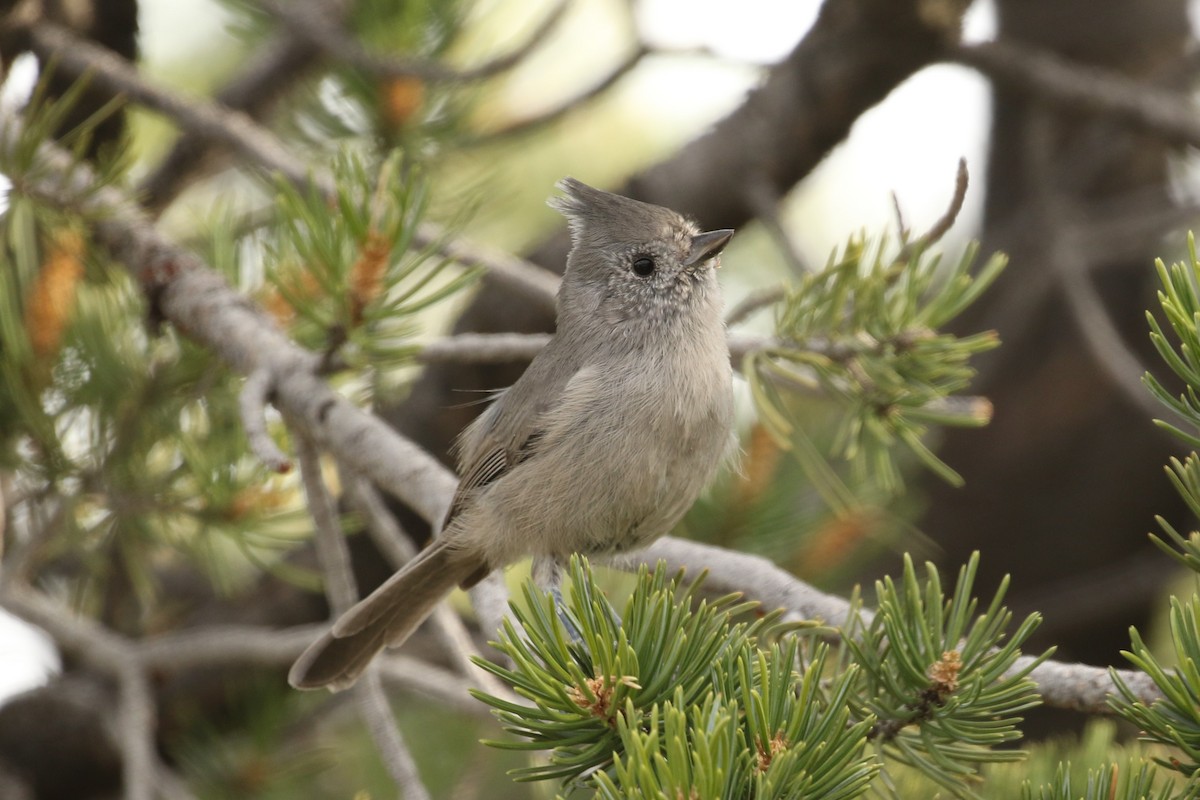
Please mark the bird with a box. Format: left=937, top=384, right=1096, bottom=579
left=289, top=178, right=735, bottom=690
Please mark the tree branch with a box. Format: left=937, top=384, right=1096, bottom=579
left=295, top=435, right=431, bottom=800
left=26, top=19, right=562, bottom=313
left=638, top=537, right=1163, bottom=713
left=469, top=45, right=649, bottom=143
left=139, top=0, right=349, bottom=212
left=0, top=585, right=162, bottom=800
left=952, top=40, right=1200, bottom=148
left=264, top=0, right=570, bottom=83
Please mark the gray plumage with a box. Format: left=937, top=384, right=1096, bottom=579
left=289, top=178, right=736, bottom=691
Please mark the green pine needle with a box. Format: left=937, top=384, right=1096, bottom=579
left=744, top=232, right=1005, bottom=500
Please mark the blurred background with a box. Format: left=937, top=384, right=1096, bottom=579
left=3, top=0, right=1200, bottom=795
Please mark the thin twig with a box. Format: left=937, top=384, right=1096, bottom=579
left=28, top=20, right=562, bottom=313
left=239, top=368, right=292, bottom=473
left=117, top=662, right=158, bottom=800
left=890, top=191, right=908, bottom=239
left=725, top=286, right=787, bottom=327
left=1059, top=250, right=1165, bottom=420
left=3, top=489, right=72, bottom=581
left=467, top=571, right=512, bottom=663
left=378, top=655, right=497, bottom=720
left=427, top=232, right=559, bottom=313
left=294, top=434, right=431, bottom=800
left=743, top=177, right=809, bottom=275
left=896, top=157, right=968, bottom=264
left=355, top=668, right=433, bottom=800
left=266, top=0, right=571, bottom=83
left=295, top=435, right=358, bottom=614
left=1020, top=105, right=1165, bottom=422
left=136, top=624, right=325, bottom=669
left=952, top=41, right=1200, bottom=148
left=417, top=332, right=552, bottom=364
left=919, top=158, right=968, bottom=246
left=468, top=45, right=650, bottom=143
left=343, top=472, right=511, bottom=698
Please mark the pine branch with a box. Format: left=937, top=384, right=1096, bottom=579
left=24, top=19, right=561, bottom=312
left=639, top=537, right=1165, bottom=715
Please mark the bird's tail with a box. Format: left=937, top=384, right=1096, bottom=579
left=289, top=539, right=481, bottom=691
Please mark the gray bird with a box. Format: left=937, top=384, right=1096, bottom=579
left=289, top=178, right=735, bottom=690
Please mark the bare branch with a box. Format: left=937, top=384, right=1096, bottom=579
left=468, top=45, right=649, bottom=143
left=239, top=368, right=292, bottom=473
left=417, top=332, right=552, bottom=364
left=743, top=178, right=809, bottom=275
left=116, top=663, right=158, bottom=800
left=428, top=233, right=559, bottom=314
left=295, top=435, right=430, bottom=799
left=295, top=434, right=359, bottom=613
left=1059, top=258, right=1164, bottom=420
left=952, top=41, right=1200, bottom=148
left=1019, top=105, right=1165, bottom=422
left=140, top=0, right=350, bottom=212
left=136, top=624, right=324, bottom=669
left=899, top=156, right=968, bottom=259
left=725, top=286, right=787, bottom=327
left=265, top=0, right=570, bottom=83
left=466, top=570, right=513, bottom=664
left=638, top=536, right=1162, bottom=714
left=355, top=669, right=432, bottom=800
left=377, top=655, right=497, bottom=720
left=411, top=332, right=788, bottom=369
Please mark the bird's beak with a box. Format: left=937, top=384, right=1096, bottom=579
left=685, top=229, right=735, bottom=267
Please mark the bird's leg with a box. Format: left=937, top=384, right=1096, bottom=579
left=531, top=556, right=584, bottom=643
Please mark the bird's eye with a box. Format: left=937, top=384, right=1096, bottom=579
left=632, top=256, right=656, bottom=276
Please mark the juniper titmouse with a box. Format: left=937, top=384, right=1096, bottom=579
left=289, top=179, right=736, bottom=690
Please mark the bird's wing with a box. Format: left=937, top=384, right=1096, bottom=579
left=442, top=361, right=593, bottom=531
